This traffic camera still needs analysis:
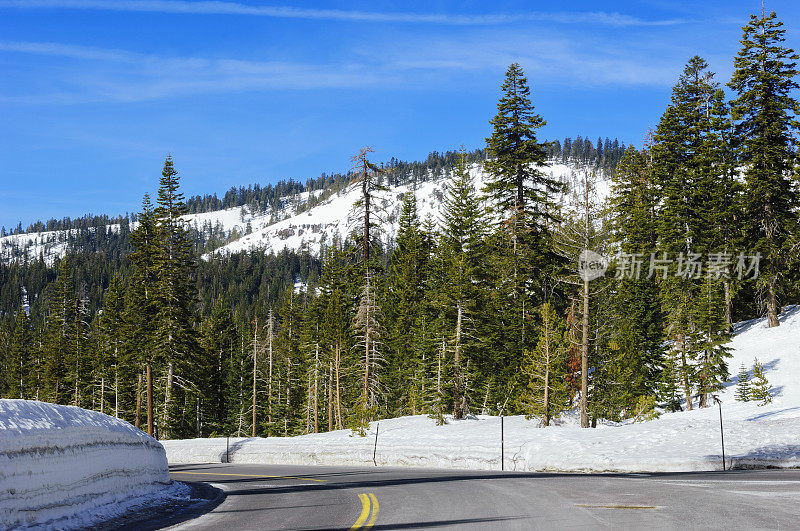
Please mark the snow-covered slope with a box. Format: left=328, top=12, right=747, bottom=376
left=203, top=162, right=582, bottom=259
left=0, top=162, right=591, bottom=265
left=163, top=306, right=800, bottom=473
left=0, top=400, right=186, bottom=529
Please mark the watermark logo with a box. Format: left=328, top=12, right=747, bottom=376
left=576, top=250, right=761, bottom=281
left=578, top=250, right=609, bottom=281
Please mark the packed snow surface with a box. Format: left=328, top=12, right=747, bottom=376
left=0, top=400, right=186, bottom=529
left=164, top=306, right=800, bottom=473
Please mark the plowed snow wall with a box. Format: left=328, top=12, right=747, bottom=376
left=0, top=399, right=170, bottom=528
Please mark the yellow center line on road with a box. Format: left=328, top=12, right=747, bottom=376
left=170, top=471, right=326, bottom=482
left=367, top=493, right=379, bottom=527
left=351, top=492, right=379, bottom=529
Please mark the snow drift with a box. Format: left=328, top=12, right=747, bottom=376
left=0, top=400, right=183, bottom=529
left=164, top=306, right=800, bottom=473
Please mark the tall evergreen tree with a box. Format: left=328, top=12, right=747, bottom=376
left=384, top=190, right=429, bottom=417
left=482, top=63, right=562, bottom=415
left=127, top=194, right=159, bottom=434
left=97, top=275, right=126, bottom=416
left=436, top=149, right=487, bottom=418
left=609, top=146, right=666, bottom=415
left=8, top=309, right=33, bottom=399
left=652, top=56, right=733, bottom=409
left=484, top=62, right=562, bottom=300
left=153, top=156, right=199, bottom=438
left=43, top=257, right=73, bottom=404
left=728, top=11, right=800, bottom=328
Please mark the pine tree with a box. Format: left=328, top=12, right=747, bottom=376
left=728, top=11, right=800, bottom=327
left=750, top=357, right=773, bottom=405
left=435, top=149, right=487, bottom=419
left=43, top=256, right=73, bottom=404
left=199, top=301, right=238, bottom=436
left=275, top=286, right=306, bottom=436
left=518, top=302, right=568, bottom=426
left=97, top=274, right=127, bottom=417
left=126, top=194, right=159, bottom=434
left=384, top=190, right=428, bottom=417
left=657, top=349, right=682, bottom=412
left=481, top=63, right=562, bottom=418
left=694, top=271, right=732, bottom=406
left=652, top=56, right=733, bottom=409
left=735, top=363, right=751, bottom=402
left=608, top=147, right=666, bottom=415
left=153, top=155, right=199, bottom=438
left=8, top=309, right=33, bottom=399
left=484, top=62, right=561, bottom=300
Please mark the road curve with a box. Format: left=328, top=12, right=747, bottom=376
left=167, top=464, right=800, bottom=530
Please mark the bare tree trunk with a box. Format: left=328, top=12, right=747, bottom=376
left=363, top=170, right=370, bottom=263
left=252, top=317, right=258, bottom=437
left=135, top=372, right=142, bottom=429
left=164, top=362, right=174, bottom=438
left=767, top=276, right=780, bottom=327
left=285, top=357, right=291, bottom=436
left=453, top=303, right=463, bottom=419
left=680, top=334, right=693, bottom=411
left=100, top=376, right=105, bottom=414
left=438, top=337, right=443, bottom=415
left=268, top=308, right=274, bottom=435
left=543, top=307, right=551, bottom=427
left=327, top=364, right=333, bottom=431
left=305, top=373, right=311, bottom=434
left=580, top=278, right=590, bottom=428
left=314, top=344, right=319, bottom=433
left=724, top=280, right=733, bottom=333
left=146, top=363, right=153, bottom=436
left=363, top=282, right=370, bottom=403
left=114, top=361, right=119, bottom=418
left=335, top=344, right=343, bottom=430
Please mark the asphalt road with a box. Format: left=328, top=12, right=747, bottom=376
left=167, top=464, right=800, bottom=530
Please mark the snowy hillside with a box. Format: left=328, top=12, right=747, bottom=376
left=163, top=306, right=800, bottom=473
left=0, top=400, right=187, bottom=528
left=199, top=162, right=583, bottom=259
left=0, top=226, right=122, bottom=266
left=0, top=162, right=591, bottom=265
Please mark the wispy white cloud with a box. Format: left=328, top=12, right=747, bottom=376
left=367, top=31, right=687, bottom=88
left=0, top=40, right=141, bottom=62
left=0, top=40, right=393, bottom=103
left=0, top=0, right=694, bottom=26
left=1, top=21, right=709, bottom=106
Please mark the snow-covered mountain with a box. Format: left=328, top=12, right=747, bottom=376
left=191, top=161, right=586, bottom=259
left=0, top=162, right=593, bottom=265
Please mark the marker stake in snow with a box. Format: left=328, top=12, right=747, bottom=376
left=373, top=423, right=379, bottom=466
left=501, top=413, right=504, bottom=471
left=712, top=395, right=725, bottom=471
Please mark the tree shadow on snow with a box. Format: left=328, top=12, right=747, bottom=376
left=733, top=304, right=799, bottom=335
left=714, top=444, right=800, bottom=469
left=745, top=404, right=797, bottom=421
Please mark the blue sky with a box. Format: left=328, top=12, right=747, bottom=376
left=1, top=1, right=799, bottom=230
